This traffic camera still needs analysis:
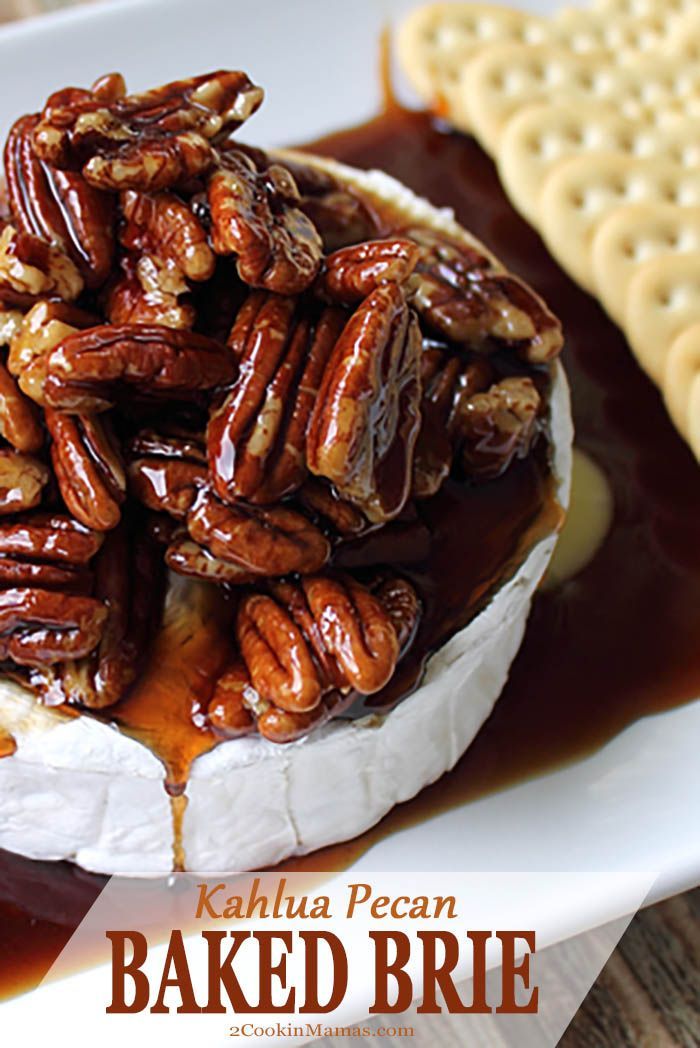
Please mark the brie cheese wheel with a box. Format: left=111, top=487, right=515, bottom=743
left=0, top=158, right=573, bottom=875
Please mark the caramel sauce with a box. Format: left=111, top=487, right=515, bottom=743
left=170, top=795, right=188, bottom=873
left=106, top=580, right=234, bottom=792
left=2, top=103, right=700, bottom=996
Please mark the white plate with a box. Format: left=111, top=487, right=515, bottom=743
left=0, top=0, right=698, bottom=911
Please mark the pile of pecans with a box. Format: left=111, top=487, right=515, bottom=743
left=0, top=70, right=563, bottom=743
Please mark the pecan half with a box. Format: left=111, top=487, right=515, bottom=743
left=406, top=228, right=563, bottom=363
left=297, top=478, right=368, bottom=537
left=0, top=224, right=83, bottom=305
left=120, top=189, right=215, bottom=284
left=105, top=256, right=196, bottom=330
left=55, top=521, right=165, bottom=707
left=206, top=659, right=256, bottom=737
left=46, top=409, right=126, bottom=530
left=208, top=151, right=323, bottom=294
left=127, top=428, right=207, bottom=519
left=187, top=488, right=330, bottom=577
left=33, top=71, right=264, bottom=192
left=43, top=323, right=235, bottom=412
left=8, top=300, right=97, bottom=405
left=0, top=588, right=107, bottom=666
left=207, top=291, right=346, bottom=504
left=0, top=449, right=50, bottom=515
left=255, top=699, right=340, bottom=744
left=5, top=114, right=115, bottom=289
left=165, top=532, right=257, bottom=584
left=459, top=376, right=542, bottom=480
left=316, top=238, right=419, bottom=304
left=0, top=512, right=103, bottom=564
left=0, top=557, right=87, bottom=591
left=0, top=359, right=44, bottom=452
left=91, top=72, right=126, bottom=104
left=0, top=309, right=24, bottom=347
left=237, top=572, right=408, bottom=713
left=412, top=345, right=494, bottom=498
left=371, top=575, right=422, bottom=655
left=307, top=283, right=422, bottom=524
left=236, top=590, right=326, bottom=713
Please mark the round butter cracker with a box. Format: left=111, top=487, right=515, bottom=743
left=591, top=203, right=700, bottom=325
left=625, top=251, right=700, bottom=384
left=539, top=153, right=700, bottom=293
left=396, top=2, right=546, bottom=129
left=498, top=103, right=642, bottom=227
left=457, top=43, right=700, bottom=156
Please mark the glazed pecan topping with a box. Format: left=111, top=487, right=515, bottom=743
left=32, top=71, right=264, bottom=192
left=4, top=114, right=115, bottom=289
left=0, top=67, right=559, bottom=727
left=0, top=223, right=83, bottom=306
left=207, top=291, right=346, bottom=504
left=316, top=238, right=419, bottom=304
left=307, top=283, right=423, bottom=524
left=406, top=227, right=563, bottom=363
left=459, top=376, right=542, bottom=480
left=187, top=488, right=330, bottom=577
left=46, top=409, right=126, bottom=531
left=0, top=449, right=50, bottom=516
left=42, top=323, right=235, bottom=412
left=236, top=572, right=414, bottom=716
left=208, top=151, right=323, bottom=294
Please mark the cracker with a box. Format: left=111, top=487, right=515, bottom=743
left=498, top=104, right=700, bottom=229
left=591, top=204, right=700, bottom=325
left=396, top=3, right=546, bottom=131
left=625, top=252, right=700, bottom=383
left=458, top=44, right=700, bottom=155
left=539, top=154, right=700, bottom=294
left=498, top=103, right=642, bottom=227
left=552, top=7, right=671, bottom=58
left=664, top=322, right=700, bottom=456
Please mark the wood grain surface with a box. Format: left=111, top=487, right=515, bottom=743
left=0, top=1, right=698, bottom=1045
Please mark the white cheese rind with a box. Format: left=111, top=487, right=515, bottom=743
left=0, top=161, right=573, bottom=874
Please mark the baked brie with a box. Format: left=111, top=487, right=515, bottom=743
left=0, top=71, right=572, bottom=873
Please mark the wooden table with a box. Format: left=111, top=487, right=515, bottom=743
left=0, top=0, right=698, bottom=1043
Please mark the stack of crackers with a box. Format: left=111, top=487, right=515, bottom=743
left=398, top=0, right=700, bottom=460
